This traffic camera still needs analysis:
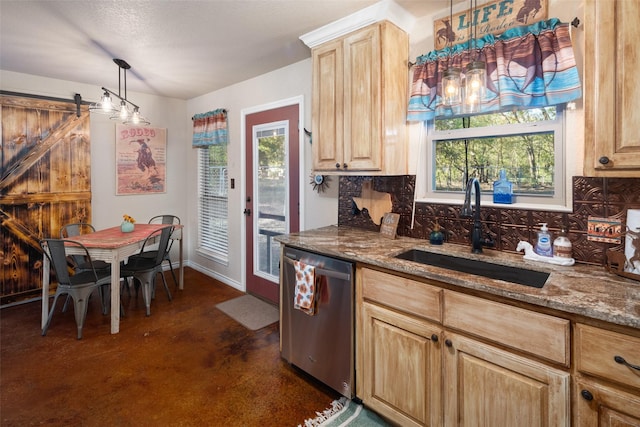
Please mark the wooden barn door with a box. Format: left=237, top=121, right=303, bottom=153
left=0, top=94, right=92, bottom=305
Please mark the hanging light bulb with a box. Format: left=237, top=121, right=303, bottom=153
left=464, top=0, right=486, bottom=113
left=443, top=67, right=462, bottom=106
left=465, top=61, right=486, bottom=113
left=442, top=0, right=461, bottom=110
left=119, top=100, right=129, bottom=120
left=101, top=92, right=113, bottom=112
left=89, top=90, right=116, bottom=115
left=124, top=107, right=150, bottom=125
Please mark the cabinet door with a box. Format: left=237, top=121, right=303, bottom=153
left=359, top=302, right=442, bottom=427
left=443, top=332, right=570, bottom=427
left=575, top=380, right=640, bottom=427
left=312, top=38, right=343, bottom=171
left=343, top=25, right=381, bottom=171
left=585, top=0, right=640, bottom=174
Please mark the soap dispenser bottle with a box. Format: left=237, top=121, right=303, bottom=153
left=493, top=169, right=513, bottom=204
left=535, top=223, right=553, bottom=257
left=553, top=228, right=573, bottom=259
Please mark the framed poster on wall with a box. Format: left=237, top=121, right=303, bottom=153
left=115, top=124, right=167, bottom=195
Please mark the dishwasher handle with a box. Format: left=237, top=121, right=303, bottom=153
left=283, top=256, right=352, bottom=282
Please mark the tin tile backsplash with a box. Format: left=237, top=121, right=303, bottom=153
left=337, top=176, right=640, bottom=266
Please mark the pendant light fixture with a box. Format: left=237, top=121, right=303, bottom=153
left=442, top=0, right=461, bottom=109
left=89, top=58, right=150, bottom=125
left=464, top=0, right=486, bottom=113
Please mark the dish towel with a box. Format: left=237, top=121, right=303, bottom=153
left=294, top=260, right=316, bottom=315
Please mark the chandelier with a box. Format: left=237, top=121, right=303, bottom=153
left=89, top=58, right=150, bottom=125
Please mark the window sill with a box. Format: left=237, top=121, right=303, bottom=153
left=414, top=196, right=572, bottom=213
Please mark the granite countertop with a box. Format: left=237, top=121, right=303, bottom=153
left=275, top=225, right=640, bottom=330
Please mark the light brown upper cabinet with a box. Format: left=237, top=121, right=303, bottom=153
left=311, top=21, right=409, bottom=175
left=584, top=0, right=640, bottom=175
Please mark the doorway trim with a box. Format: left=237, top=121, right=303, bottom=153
left=239, top=95, right=305, bottom=294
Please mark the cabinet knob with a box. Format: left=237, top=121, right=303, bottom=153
left=343, top=163, right=348, bottom=169
left=445, top=339, right=453, bottom=347
left=580, top=389, right=594, bottom=401
left=431, top=334, right=439, bottom=342
left=335, top=163, right=341, bottom=169
left=598, top=156, right=610, bottom=165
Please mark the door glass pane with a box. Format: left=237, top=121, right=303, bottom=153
left=254, top=122, right=287, bottom=282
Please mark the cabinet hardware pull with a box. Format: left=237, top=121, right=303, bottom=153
left=580, top=389, right=594, bottom=401
left=614, top=355, right=640, bottom=371
left=445, top=339, right=452, bottom=347
left=431, top=334, right=438, bottom=342
left=343, top=163, right=348, bottom=169
left=335, top=163, right=341, bottom=169
left=598, top=156, right=610, bottom=165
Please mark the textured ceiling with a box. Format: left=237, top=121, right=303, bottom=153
left=0, top=0, right=450, bottom=100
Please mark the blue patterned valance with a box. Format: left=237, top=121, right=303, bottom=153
left=192, top=108, right=228, bottom=147
left=408, top=18, right=582, bottom=121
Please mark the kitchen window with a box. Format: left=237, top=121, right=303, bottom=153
left=417, top=104, right=569, bottom=210
left=197, top=144, right=229, bottom=263
left=409, top=19, right=581, bottom=212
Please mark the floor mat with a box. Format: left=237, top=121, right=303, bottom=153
left=216, top=294, right=279, bottom=330
left=300, top=397, right=389, bottom=427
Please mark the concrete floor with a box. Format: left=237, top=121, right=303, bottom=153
left=0, top=268, right=339, bottom=426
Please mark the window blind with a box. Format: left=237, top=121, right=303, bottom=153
left=198, top=146, right=229, bottom=262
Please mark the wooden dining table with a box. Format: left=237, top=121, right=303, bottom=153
left=41, top=223, right=184, bottom=334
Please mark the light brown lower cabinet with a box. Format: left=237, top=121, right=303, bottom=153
left=442, top=332, right=570, bottom=426
left=359, top=301, right=443, bottom=426
left=356, top=267, right=571, bottom=426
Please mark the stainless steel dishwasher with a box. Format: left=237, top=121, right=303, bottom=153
left=281, top=246, right=355, bottom=398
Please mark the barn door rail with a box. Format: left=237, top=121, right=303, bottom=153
left=0, top=90, right=87, bottom=117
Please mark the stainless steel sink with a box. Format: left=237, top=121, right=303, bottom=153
left=395, top=249, right=549, bottom=288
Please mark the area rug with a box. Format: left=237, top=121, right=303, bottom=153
left=300, top=397, right=389, bottom=427
left=215, top=294, right=279, bottom=331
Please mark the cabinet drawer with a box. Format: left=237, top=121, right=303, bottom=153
left=361, top=268, right=442, bottom=323
left=575, top=323, right=640, bottom=390
left=443, top=290, right=570, bottom=365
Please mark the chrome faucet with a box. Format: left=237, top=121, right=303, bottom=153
left=461, top=177, right=485, bottom=253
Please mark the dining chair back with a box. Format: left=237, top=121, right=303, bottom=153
left=144, top=215, right=181, bottom=286
left=59, top=223, right=110, bottom=271
left=40, top=239, right=112, bottom=339
left=121, top=225, right=175, bottom=316
left=60, top=223, right=96, bottom=238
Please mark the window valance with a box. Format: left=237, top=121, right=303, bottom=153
left=407, top=18, right=582, bottom=122
left=192, top=108, right=228, bottom=147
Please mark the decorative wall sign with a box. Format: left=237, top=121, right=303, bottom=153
left=116, top=124, right=167, bottom=195
left=434, top=0, right=548, bottom=50
left=380, top=213, right=400, bottom=239
left=587, top=216, right=622, bottom=244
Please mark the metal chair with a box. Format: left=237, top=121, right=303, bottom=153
left=40, top=239, right=112, bottom=339
left=60, top=223, right=110, bottom=271
left=139, top=215, right=181, bottom=287
left=120, top=225, right=175, bottom=316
